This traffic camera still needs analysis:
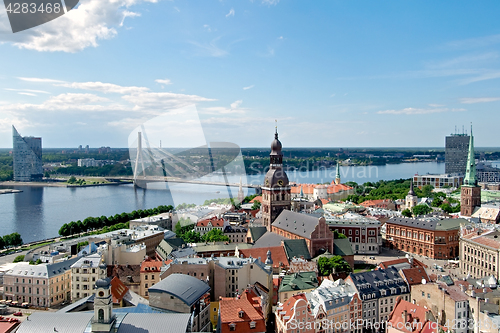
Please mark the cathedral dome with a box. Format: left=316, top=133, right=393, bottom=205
left=271, top=133, right=282, bottom=156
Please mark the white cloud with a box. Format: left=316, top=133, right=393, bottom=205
left=0, top=93, right=126, bottom=112
left=226, top=8, right=235, bottom=17
left=0, top=0, right=160, bottom=52
left=199, top=100, right=246, bottom=115
left=445, top=34, right=500, bottom=50
left=278, top=36, right=284, bottom=40
left=155, top=79, right=173, bottom=85
left=230, top=100, right=242, bottom=109
left=243, top=85, right=254, bottom=90
left=428, top=104, right=445, bottom=107
left=18, top=92, right=37, bottom=96
left=17, top=77, right=65, bottom=83
left=5, top=88, right=50, bottom=94
left=459, top=97, right=500, bottom=104
left=262, top=0, right=279, bottom=5
left=377, top=107, right=466, bottom=115
left=58, top=81, right=149, bottom=94
left=122, top=92, right=216, bottom=110
left=458, top=71, right=500, bottom=85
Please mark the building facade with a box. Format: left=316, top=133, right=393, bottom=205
left=445, top=133, right=469, bottom=174
left=460, top=227, right=500, bottom=279
left=413, top=174, right=464, bottom=190
left=12, top=125, right=43, bottom=182
left=262, top=127, right=291, bottom=231
left=385, top=217, right=465, bottom=259
left=71, top=254, right=106, bottom=302
left=326, top=214, right=381, bottom=254
left=139, top=257, right=163, bottom=298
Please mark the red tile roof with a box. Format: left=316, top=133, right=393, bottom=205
left=239, top=246, right=289, bottom=268
left=400, top=267, right=430, bottom=285
left=249, top=196, right=262, bottom=203
left=388, top=298, right=436, bottom=333
left=196, top=216, right=225, bottom=227
left=290, top=183, right=353, bottom=195
left=277, top=294, right=310, bottom=324
left=0, top=320, right=20, bottom=333
left=360, top=199, right=394, bottom=208
left=378, top=258, right=427, bottom=269
left=219, top=289, right=266, bottom=333
left=140, top=257, right=163, bottom=273
left=110, top=276, right=129, bottom=304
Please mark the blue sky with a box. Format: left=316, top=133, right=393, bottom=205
left=0, top=0, right=499, bottom=148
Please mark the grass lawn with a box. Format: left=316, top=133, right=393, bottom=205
left=353, top=263, right=376, bottom=273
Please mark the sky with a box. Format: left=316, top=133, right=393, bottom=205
left=0, top=0, right=499, bottom=148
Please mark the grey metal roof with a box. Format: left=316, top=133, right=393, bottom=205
left=16, top=312, right=93, bottom=333
left=47, top=257, right=80, bottom=278
left=148, top=273, right=210, bottom=307
left=71, top=254, right=102, bottom=268
left=283, top=239, right=311, bottom=260
left=387, top=217, right=467, bottom=231
left=272, top=210, right=320, bottom=238
left=334, top=238, right=354, bottom=256
left=117, top=313, right=191, bottom=333
left=349, top=267, right=409, bottom=297
left=252, top=231, right=287, bottom=248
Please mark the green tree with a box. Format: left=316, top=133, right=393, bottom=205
left=431, top=197, right=443, bottom=207
left=0, top=236, right=5, bottom=250
left=251, top=200, right=261, bottom=210
left=13, top=255, right=25, bottom=263
left=421, top=185, right=434, bottom=198
left=330, top=255, right=352, bottom=273
left=412, top=204, right=432, bottom=216
left=333, top=230, right=347, bottom=239
left=35, top=259, right=42, bottom=265
left=44, top=171, right=50, bottom=178
left=201, top=229, right=230, bottom=242
left=67, top=176, right=77, bottom=184
left=401, top=209, right=412, bottom=218
left=182, top=230, right=202, bottom=243
left=317, top=257, right=333, bottom=276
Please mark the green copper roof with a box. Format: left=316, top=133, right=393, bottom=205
left=464, top=125, right=477, bottom=186
left=278, top=271, right=318, bottom=292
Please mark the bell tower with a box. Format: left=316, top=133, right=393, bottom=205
left=92, top=278, right=115, bottom=333
left=461, top=125, right=481, bottom=217
left=262, top=122, right=291, bottom=231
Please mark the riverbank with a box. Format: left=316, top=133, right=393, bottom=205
left=0, top=189, right=22, bottom=194
left=0, top=180, right=131, bottom=188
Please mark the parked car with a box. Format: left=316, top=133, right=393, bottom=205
left=369, top=256, right=376, bottom=260
left=13, top=312, right=22, bottom=316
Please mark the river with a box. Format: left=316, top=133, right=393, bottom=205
left=0, top=161, right=448, bottom=243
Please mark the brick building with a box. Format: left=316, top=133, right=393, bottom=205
left=271, top=210, right=334, bottom=258
left=385, top=217, right=466, bottom=259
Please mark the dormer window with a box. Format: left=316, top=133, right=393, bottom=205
left=229, top=323, right=236, bottom=331
left=239, top=310, right=244, bottom=318
left=250, top=321, right=256, bottom=329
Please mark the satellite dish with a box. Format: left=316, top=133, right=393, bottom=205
left=422, top=279, right=427, bottom=285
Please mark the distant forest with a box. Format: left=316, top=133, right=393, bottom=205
left=0, top=147, right=499, bottom=180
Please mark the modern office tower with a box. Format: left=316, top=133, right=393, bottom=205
left=12, top=125, right=43, bottom=182
left=445, top=132, right=469, bottom=174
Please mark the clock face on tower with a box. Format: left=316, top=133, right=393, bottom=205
left=265, top=179, right=269, bottom=186
left=278, top=180, right=283, bottom=186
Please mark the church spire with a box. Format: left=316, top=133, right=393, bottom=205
left=335, top=162, right=341, bottom=184
left=408, top=179, right=415, bottom=196
left=464, top=124, right=477, bottom=186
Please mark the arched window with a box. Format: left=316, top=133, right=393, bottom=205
left=98, top=309, right=104, bottom=322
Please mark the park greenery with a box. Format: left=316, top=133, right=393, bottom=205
left=0, top=232, right=23, bottom=249
left=58, top=205, right=173, bottom=236
left=175, top=222, right=230, bottom=243
left=333, top=230, right=347, bottom=239
left=13, top=255, right=25, bottom=263
left=317, top=256, right=352, bottom=276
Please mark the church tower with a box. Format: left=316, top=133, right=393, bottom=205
left=262, top=124, right=291, bottom=231
left=405, top=179, right=418, bottom=210
left=335, top=162, right=341, bottom=185
left=92, top=278, right=115, bottom=333
left=461, top=125, right=481, bottom=217
left=237, top=176, right=245, bottom=204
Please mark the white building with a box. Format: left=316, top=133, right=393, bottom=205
left=71, top=254, right=106, bottom=302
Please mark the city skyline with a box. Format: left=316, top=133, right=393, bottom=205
left=0, top=1, right=499, bottom=148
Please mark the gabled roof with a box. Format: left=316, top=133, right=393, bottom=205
left=248, top=226, right=267, bottom=243
left=388, top=298, right=435, bottom=333
left=334, top=238, right=354, bottom=256
left=253, top=231, right=288, bottom=248
left=110, top=276, right=129, bottom=303
left=239, top=246, right=289, bottom=268
left=140, top=258, right=163, bottom=273
left=47, top=257, right=80, bottom=278
left=219, top=289, right=266, bottom=333
left=196, top=216, right=225, bottom=227
left=272, top=210, right=321, bottom=238
left=283, top=239, right=311, bottom=261
left=279, top=271, right=318, bottom=292
left=149, top=274, right=210, bottom=307
left=400, top=267, right=430, bottom=285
